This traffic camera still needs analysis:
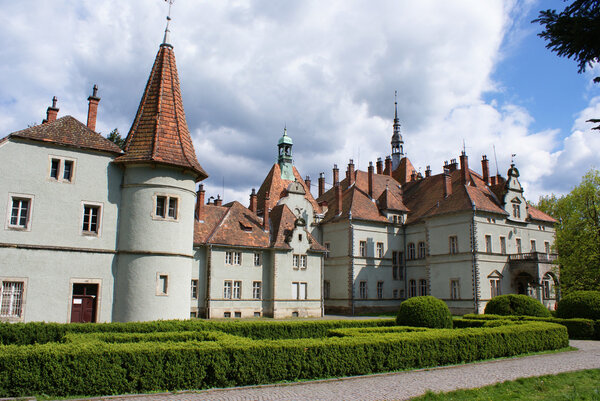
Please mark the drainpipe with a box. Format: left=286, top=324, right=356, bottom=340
left=206, top=245, right=212, bottom=318
left=403, top=223, right=407, bottom=299
left=350, top=221, right=355, bottom=316
left=320, top=250, right=324, bottom=317
left=471, top=206, right=479, bottom=313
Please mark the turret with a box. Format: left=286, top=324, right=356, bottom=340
left=277, top=127, right=294, bottom=180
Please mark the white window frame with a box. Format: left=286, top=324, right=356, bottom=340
left=293, top=254, right=300, bottom=269
left=191, top=279, right=198, bottom=300
left=376, top=242, right=384, bottom=258
left=225, top=251, right=241, bottom=265
left=449, top=236, right=458, bottom=254
left=0, top=278, right=27, bottom=322
left=6, top=194, right=34, bottom=231
left=223, top=280, right=232, bottom=299
left=490, top=278, right=501, bottom=298
left=324, top=242, right=331, bottom=259
left=156, top=273, right=169, bottom=296
left=300, top=255, right=307, bottom=269
left=254, top=252, right=261, bottom=266
left=292, top=282, right=307, bottom=300
left=81, top=201, right=103, bottom=236
left=359, top=241, right=366, bottom=257
left=153, top=194, right=180, bottom=221
left=48, top=155, right=76, bottom=183
left=233, top=281, right=241, bottom=299
left=252, top=281, right=262, bottom=299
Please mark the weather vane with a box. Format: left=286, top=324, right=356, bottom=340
left=511, top=153, right=517, bottom=164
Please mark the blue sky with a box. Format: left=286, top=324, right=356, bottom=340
left=0, top=1, right=598, bottom=204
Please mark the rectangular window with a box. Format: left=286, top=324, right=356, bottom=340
left=324, top=280, right=330, bottom=299
left=359, top=281, right=367, bottom=299
left=9, top=197, right=31, bottom=228
left=233, top=252, right=241, bottom=265
left=485, top=235, right=492, bottom=253
left=191, top=279, right=198, bottom=300
left=50, top=158, right=60, bottom=179
left=516, top=238, right=522, bottom=254
left=292, top=282, right=299, bottom=300
left=82, top=204, right=100, bottom=234
left=393, top=289, right=399, bottom=299
left=299, top=282, right=307, bottom=300
left=63, top=160, right=73, bottom=181
left=450, top=280, right=460, bottom=300
left=300, top=255, right=307, bottom=269
left=254, top=252, right=261, bottom=266
left=500, top=236, right=506, bottom=255
left=324, top=242, right=330, bottom=259
left=0, top=281, right=24, bottom=318
left=158, top=274, right=168, bottom=295
left=513, top=204, right=521, bottom=218
left=156, top=196, right=166, bottom=218
left=545, top=241, right=550, bottom=255
left=407, top=243, right=415, bottom=260
left=154, top=195, right=178, bottom=220
left=419, top=279, right=427, bottom=296
left=234, top=311, right=242, bottom=318
left=359, top=241, right=366, bottom=257
left=223, top=281, right=232, bottom=299
left=377, top=281, right=384, bottom=299
left=252, top=281, right=262, bottom=299
left=167, top=197, right=178, bottom=219
left=292, top=282, right=308, bottom=300
left=490, top=279, right=501, bottom=298
left=376, top=242, right=384, bottom=258
left=409, top=279, right=416, bottom=297
left=418, top=242, right=426, bottom=259
left=224, top=311, right=231, bottom=318
left=254, top=312, right=261, bottom=317
left=225, top=251, right=233, bottom=265
left=530, top=240, right=536, bottom=252
left=233, top=281, right=241, bottom=299
left=449, top=236, right=458, bottom=254
left=293, top=254, right=300, bottom=269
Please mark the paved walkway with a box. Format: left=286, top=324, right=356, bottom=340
left=71, top=340, right=600, bottom=401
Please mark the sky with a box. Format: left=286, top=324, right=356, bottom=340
left=1, top=0, right=598, bottom=205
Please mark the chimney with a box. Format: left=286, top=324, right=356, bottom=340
left=443, top=168, right=452, bottom=198
left=305, top=176, right=311, bottom=195
left=318, top=172, right=325, bottom=197
left=333, top=164, right=339, bottom=186
left=348, top=159, right=355, bottom=186
left=385, top=156, right=392, bottom=176
left=263, top=192, right=270, bottom=231
left=449, top=159, right=458, bottom=172
left=196, top=185, right=205, bottom=221
left=490, top=175, right=497, bottom=185
left=249, top=188, right=257, bottom=214
left=215, top=195, right=223, bottom=206
left=460, top=151, right=470, bottom=185
left=44, top=96, right=59, bottom=124
left=376, top=157, right=383, bottom=175
left=368, top=162, right=374, bottom=198
left=410, top=171, right=417, bottom=181
left=481, top=155, right=490, bottom=185
left=425, top=165, right=431, bottom=178
left=335, top=183, right=342, bottom=215
left=86, top=84, right=100, bottom=131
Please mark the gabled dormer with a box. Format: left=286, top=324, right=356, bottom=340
left=503, top=163, right=526, bottom=223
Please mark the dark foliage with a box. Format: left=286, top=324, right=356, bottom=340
left=556, top=290, right=600, bottom=320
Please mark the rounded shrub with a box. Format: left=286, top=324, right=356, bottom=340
left=556, top=291, right=600, bottom=320
left=484, top=294, right=551, bottom=317
left=396, top=296, right=452, bottom=329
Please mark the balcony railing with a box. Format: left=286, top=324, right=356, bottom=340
left=508, top=252, right=558, bottom=263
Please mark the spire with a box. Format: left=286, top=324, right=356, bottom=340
left=391, top=90, right=403, bottom=170
left=277, top=126, right=294, bottom=180
left=162, top=0, right=174, bottom=46
left=115, top=31, right=207, bottom=181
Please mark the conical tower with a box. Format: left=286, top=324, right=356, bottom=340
left=113, top=25, right=206, bottom=322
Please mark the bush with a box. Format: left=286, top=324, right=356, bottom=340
left=556, top=291, right=600, bottom=320
left=484, top=294, right=551, bottom=317
left=396, top=296, right=452, bottom=329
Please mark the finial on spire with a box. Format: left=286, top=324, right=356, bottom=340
left=52, top=96, right=57, bottom=108
left=511, top=153, right=516, bottom=165
left=92, top=84, right=98, bottom=98
left=162, top=0, right=174, bottom=45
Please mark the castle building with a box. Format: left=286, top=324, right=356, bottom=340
left=0, top=28, right=557, bottom=323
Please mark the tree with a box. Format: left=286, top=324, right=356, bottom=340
left=107, top=128, right=126, bottom=149
left=533, top=0, right=600, bottom=129
left=537, top=169, right=600, bottom=294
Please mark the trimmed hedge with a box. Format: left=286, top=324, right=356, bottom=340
left=484, top=294, right=551, bottom=317
left=462, top=314, right=596, bottom=339
left=396, top=296, right=453, bottom=328
left=0, top=319, right=395, bottom=346
left=0, top=321, right=567, bottom=398
left=557, top=291, right=600, bottom=320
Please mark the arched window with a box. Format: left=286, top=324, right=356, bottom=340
left=542, top=273, right=555, bottom=299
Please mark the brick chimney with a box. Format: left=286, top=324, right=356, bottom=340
left=443, top=168, right=452, bottom=198
left=425, top=165, right=431, bottom=178
left=490, top=175, right=497, bottom=185
left=214, top=195, right=223, bottom=206
left=385, top=156, right=392, bottom=176
left=44, top=96, right=59, bottom=124
left=376, top=157, right=383, bottom=175
left=318, top=172, right=325, bottom=198
left=368, top=161, right=374, bottom=198
left=263, top=192, right=270, bottom=231
left=448, top=159, right=458, bottom=172
left=86, top=84, right=100, bottom=131
left=410, top=171, right=417, bottom=181
left=196, top=184, right=205, bottom=221
left=249, top=188, right=257, bottom=214
left=481, top=155, right=490, bottom=185
left=305, top=176, right=311, bottom=195
left=348, top=159, right=355, bottom=186
left=333, top=164, right=339, bottom=186
left=460, top=151, right=470, bottom=185
left=335, top=183, right=342, bottom=215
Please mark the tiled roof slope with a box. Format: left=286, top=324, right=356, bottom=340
left=392, top=157, right=416, bottom=184
left=378, top=187, right=409, bottom=212
left=4, top=116, right=122, bottom=154
left=116, top=43, right=207, bottom=180
left=270, top=204, right=327, bottom=251
left=256, top=163, right=322, bottom=214
left=321, top=186, right=389, bottom=224
left=527, top=205, right=557, bottom=223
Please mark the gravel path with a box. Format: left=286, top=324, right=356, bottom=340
left=67, top=340, right=600, bottom=401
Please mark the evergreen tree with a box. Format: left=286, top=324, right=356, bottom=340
left=107, top=128, right=126, bottom=149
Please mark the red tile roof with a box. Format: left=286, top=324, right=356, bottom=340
left=527, top=204, right=557, bottom=223
left=321, top=186, right=389, bottom=224
left=392, top=157, right=416, bottom=184
left=5, top=116, right=123, bottom=154
left=115, top=43, right=207, bottom=180
left=270, top=203, right=327, bottom=251
left=256, top=163, right=322, bottom=214
left=378, top=186, right=409, bottom=212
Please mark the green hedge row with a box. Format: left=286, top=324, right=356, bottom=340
left=462, top=314, right=598, bottom=339
left=0, top=318, right=396, bottom=345
left=0, top=321, right=567, bottom=398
